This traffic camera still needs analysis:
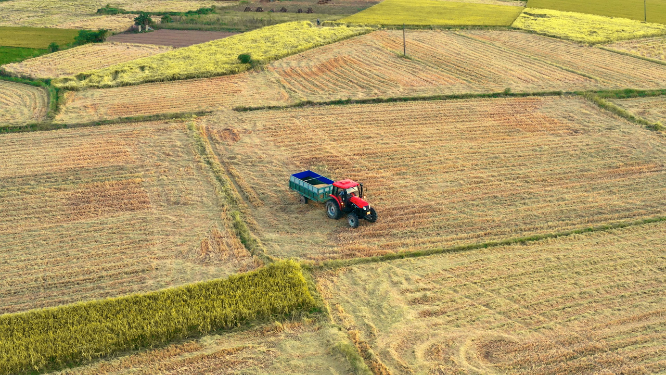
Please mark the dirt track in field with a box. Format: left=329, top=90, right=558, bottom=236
left=106, top=29, right=238, bottom=47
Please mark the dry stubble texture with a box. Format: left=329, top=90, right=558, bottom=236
left=0, top=80, right=48, bottom=126
left=54, top=321, right=353, bottom=375
left=610, top=97, right=666, bottom=125
left=3, top=42, right=172, bottom=80
left=268, top=30, right=600, bottom=102
left=0, top=121, right=253, bottom=314
left=317, top=221, right=666, bottom=374
left=204, top=96, right=666, bottom=261
left=55, top=71, right=291, bottom=123
left=605, top=36, right=666, bottom=63
left=461, top=30, right=666, bottom=89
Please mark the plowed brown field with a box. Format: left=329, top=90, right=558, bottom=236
left=0, top=120, right=254, bottom=314
left=317, top=221, right=666, bottom=374
left=202, top=96, right=666, bottom=261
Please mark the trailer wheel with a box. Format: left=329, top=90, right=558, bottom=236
left=299, top=195, right=308, bottom=204
left=366, top=207, right=377, bottom=222
left=347, top=213, right=359, bottom=228
left=326, top=199, right=341, bottom=219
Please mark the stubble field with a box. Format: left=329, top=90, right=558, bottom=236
left=203, top=96, right=666, bottom=261
left=610, top=96, right=666, bottom=125
left=317, top=221, right=666, bottom=374
left=54, top=30, right=666, bottom=125
left=2, top=42, right=172, bottom=80
left=0, top=80, right=48, bottom=126
left=55, top=321, right=356, bottom=374
left=605, top=36, right=666, bottom=63
left=0, top=120, right=255, bottom=314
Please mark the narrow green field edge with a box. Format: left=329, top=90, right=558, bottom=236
left=308, top=216, right=666, bottom=270
left=0, top=260, right=316, bottom=375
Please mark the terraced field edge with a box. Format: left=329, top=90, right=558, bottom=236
left=0, top=260, right=316, bottom=375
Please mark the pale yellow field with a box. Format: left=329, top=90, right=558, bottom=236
left=52, top=14, right=137, bottom=33
left=0, top=120, right=256, bottom=314
left=55, top=321, right=358, bottom=375
left=0, top=0, right=216, bottom=28
left=317, top=221, right=666, bottom=374
left=605, top=36, right=666, bottom=63
left=0, top=80, right=48, bottom=125
left=202, top=96, right=666, bottom=261
left=610, top=96, right=666, bottom=125
left=3, top=42, right=172, bottom=80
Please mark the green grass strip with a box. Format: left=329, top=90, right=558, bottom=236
left=234, top=90, right=566, bottom=111
left=0, top=260, right=316, bottom=375
left=309, top=216, right=666, bottom=270
left=580, top=91, right=664, bottom=131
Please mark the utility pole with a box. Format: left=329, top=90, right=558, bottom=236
left=403, top=23, right=406, bottom=56
left=645, top=0, right=647, bottom=22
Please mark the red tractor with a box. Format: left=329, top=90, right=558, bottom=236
left=325, top=179, right=377, bottom=228
left=289, top=171, right=377, bottom=228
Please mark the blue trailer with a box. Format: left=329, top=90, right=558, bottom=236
left=289, top=170, right=334, bottom=203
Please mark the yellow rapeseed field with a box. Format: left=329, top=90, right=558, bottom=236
left=53, top=22, right=372, bottom=89
left=340, top=0, right=524, bottom=26
left=513, top=8, right=666, bottom=43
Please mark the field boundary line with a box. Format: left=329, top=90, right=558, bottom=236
left=580, top=92, right=664, bottom=131
left=187, top=121, right=275, bottom=265
left=0, top=110, right=213, bottom=134
left=233, top=90, right=567, bottom=112
left=598, top=45, right=666, bottom=67
left=306, top=216, right=666, bottom=270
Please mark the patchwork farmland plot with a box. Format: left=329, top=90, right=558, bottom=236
left=610, top=96, right=666, bottom=125
left=317, top=221, right=666, bottom=374
left=0, top=121, right=255, bottom=314
left=461, top=30, right=666, bottom=89
left=0, top=80, right=48, bottom=126
left=605, top=36, right=666, bottom=63
left=55, top=71, right=291, bottom=123
left=203, top=96, right=666, bottom=261
left=2, top=43, right=172, bottom=80
left=268, top=30, right=599, bottom=101
left=526, top=0, right=666, bottom=24
left=55, top=321, right=357, bottom=374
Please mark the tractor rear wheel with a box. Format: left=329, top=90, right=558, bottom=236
left=326, top=199, right=341, bottom=219
left=366, top=207, right=377, bottom=222
left=347, top=213, right=359, bottom=228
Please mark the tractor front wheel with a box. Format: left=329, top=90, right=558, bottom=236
left=326, top=199, right=341, bottom=219
left=366, top=207, right=377, bottom=222
left=347, top=213, right=359, bottom=228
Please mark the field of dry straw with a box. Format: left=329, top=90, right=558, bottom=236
left=202, top=96, right=666, bottom=261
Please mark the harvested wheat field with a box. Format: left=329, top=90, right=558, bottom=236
left=317, top=221, right=666, bottom=374
left=610, top=96, right=666, bottom=125
left=106, top=30, right=238, bottom=48
left=202, top=96, right=666, bottom=261
left=54, top=321, right=357, bottom=374
left=3, top=42, right=172, bottom=80
left=0, top=120, right=256, bottom=314
left=461, top=30, right=666, bottom=89
left=268, top=30, right=600, bottom=102
left=0, top=80, right=48, bottom=126
left=605, top=36, right=666, bottom=63
left=55, top=71, right=291, bottom=123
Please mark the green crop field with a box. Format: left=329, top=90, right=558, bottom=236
left=0, top=26, right=78, bottom=49
left=340, top=0, right=524, bottom=26
left=527, top=0, right=666, bottom=24
left=0, top=46, right=47, bottom=65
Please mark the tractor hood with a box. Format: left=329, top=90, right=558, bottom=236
left=350, top=196, right=369, bottom=208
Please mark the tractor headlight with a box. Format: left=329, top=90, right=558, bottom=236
left=363, top=206, right=367, bottom=210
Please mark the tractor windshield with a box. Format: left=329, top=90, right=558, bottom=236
left=346, top=186, right=359, bottom=196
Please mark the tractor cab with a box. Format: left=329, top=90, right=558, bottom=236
left=327, top=179, right=376, bottom=228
